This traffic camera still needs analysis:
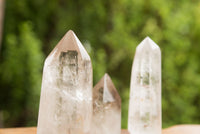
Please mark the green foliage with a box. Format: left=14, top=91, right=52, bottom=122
left=0, top=22, right=43, bottom=126
left=1, top=0, right=200, bottom=129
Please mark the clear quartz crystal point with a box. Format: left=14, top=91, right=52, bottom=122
left=128, top=37, right=161, bottom=134
left=37, top=30, right=93, bottom=134
left=91, top=73, right=121, bottom=134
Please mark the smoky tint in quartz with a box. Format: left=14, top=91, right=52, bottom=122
left=91, top=73, right=121, bottom=134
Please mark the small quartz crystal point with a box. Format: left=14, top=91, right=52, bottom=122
left=37, top=30, right=93, bottom=134
left=128, top=37, right=161, bottom=134
left=91, top=73, right=121, bottom=134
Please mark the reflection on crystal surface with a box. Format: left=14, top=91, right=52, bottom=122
left=128, top=37, right=161, bottom=134
left=37, top=30, right=92, bottom=134
left=91, top=73, right=121, bottom=134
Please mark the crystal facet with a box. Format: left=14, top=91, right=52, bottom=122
left=37, top=30, right=92, bottom=134
left=128, top=37, right=161, bottom=134
left=91, top=73, right=121, bottom=134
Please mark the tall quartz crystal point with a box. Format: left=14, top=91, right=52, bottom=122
left=37, top=30, right=92, bottom=134
left=128, top=37, right=161, bottom=134
left=91, top=73, right=121, bottom=134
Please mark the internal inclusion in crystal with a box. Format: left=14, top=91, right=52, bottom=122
left=58, top=51, right=78, bottom=86
left=37, top=30, right=92, bottom=134
left=128, top=37, right=161, bottom=134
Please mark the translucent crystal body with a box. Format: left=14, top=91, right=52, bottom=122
left=37, top=30, right=92, bottom=134
left=128, top=37, right=161, bottom=134
left=91, top=73, right=121, bottom=134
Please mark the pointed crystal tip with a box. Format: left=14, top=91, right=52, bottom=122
left=93, top=73, right=121, bottom=106
left=46, top=30, right=90, bottom=62
left=137, top=36, right=160, bottom=50
left=67, top=29, right=74, bottom=34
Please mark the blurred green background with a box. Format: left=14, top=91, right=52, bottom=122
left=0, top=0, right=200, bottom=129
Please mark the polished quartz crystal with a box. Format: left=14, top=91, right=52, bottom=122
left=37, top=30, right=92, bottom=134
left=91, top=73, right=121, bottom=134
left=128, top=37, right=161, bottom=134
